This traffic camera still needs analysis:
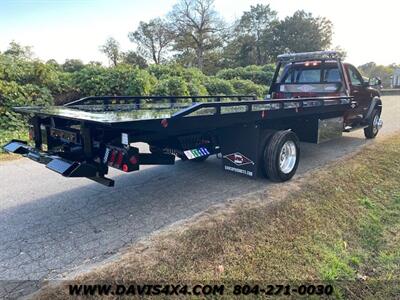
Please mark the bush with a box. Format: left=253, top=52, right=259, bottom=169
left=0, top=80, right=53, bottom=130
left=216, top=64, right=275, bottom=85
left=0, top=48, right=274, bottom=131
left=204, top=77, right=235, bottom=95
left=229, top=79, right=266, bottom=98
left=62, top=59, right=85, bottom=73
left=0, top=55, right=61, bottom=89
left=187, top=81, right=208, bottom=96
left=71, top=65, right=155, bottom=96
left=148, top=64, right=184, bottom=80
left=152, top=77, right=190, bottom=96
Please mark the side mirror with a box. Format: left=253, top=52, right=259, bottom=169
left=368, top=77, right=382, bottom=86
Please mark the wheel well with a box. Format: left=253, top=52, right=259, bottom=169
left=365, top=97, right=382, bottom=121
left=374, top=97, right=382, bottom=111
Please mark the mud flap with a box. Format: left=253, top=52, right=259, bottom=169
left=218, top=124, right=262, bottom=178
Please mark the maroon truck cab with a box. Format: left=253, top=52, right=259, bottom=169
left=268, top=53, right=382, bottom=128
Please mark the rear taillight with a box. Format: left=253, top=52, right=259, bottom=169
left=104, top=146, right=139, bottom=172
left=108, top=150, right=117, bottom=165
left=115, top=151, right=123, bottom=167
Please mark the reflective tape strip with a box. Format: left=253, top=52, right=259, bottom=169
left=103, top=148, right=110, bottom=163
left=184, top=150, right=195, bottom=159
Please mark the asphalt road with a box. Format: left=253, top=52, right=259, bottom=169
left=0, top=96, right=399, bottom=296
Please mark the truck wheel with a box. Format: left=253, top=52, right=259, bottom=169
left=364, top=109, right=382, bottom=139
left=263, top=130, right=300, bottom=182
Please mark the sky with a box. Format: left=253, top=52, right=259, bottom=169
left=0, top=0, right=398, bottom=66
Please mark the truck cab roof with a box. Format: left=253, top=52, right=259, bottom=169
left=269, top=51, right=355, bottom=98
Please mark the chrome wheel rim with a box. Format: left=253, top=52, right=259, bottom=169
left=373, top=114, right=379, bottom=135
left=279, top=140, right=297, bottom=174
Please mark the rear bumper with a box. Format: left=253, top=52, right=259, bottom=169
left=2, top=140, right=114, bottom=187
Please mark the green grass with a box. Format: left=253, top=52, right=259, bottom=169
left=36, top=134, right=400, bottom=299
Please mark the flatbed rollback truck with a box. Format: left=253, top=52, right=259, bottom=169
left=3, top=51, right=383, bottom=187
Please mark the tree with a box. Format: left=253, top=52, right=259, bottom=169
left=128, top=18, right=173, bottom=65
left=169, top=0, right=224, bottom=70
left=233, top=4, right=278, bottom=66
left=272, top=10, right=332, bottom=56
left=4, top=41, right=33, bottom=59
left=46, top=59, right=61, bottom=71
left=332, top=45, right=347, bottom=60
left=62, top=59, right=85, bottom=72
left=100, top=37, right=121, bottom=67
left=358, top=62, right=395, bottom=88
left=121, top=51, right=148, bottom=68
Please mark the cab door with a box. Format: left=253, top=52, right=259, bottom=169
left=345, top=64, right=370, bottom=120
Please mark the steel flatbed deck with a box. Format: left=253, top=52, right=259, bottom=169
left=4, top=94, right=353, bottom=186
left=14, top=94, right=350, bottom=130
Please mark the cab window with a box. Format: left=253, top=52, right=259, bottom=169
left=324, top=68, right=341, bottom=83
left=282, top=68, right=321, bottom=83
left=347, top=65, right=363, bottom=86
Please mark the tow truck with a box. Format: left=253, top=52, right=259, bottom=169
left=3, top=51, right=383, bottom=187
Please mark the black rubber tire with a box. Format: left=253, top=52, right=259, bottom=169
left=263, top=130, right=300, bottom=182
left=364, top=109, right=380, bottom=139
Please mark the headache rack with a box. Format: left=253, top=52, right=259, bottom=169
left=270, top=51, right=350, bottom=97
left=277, top=50, right=341, bottom=63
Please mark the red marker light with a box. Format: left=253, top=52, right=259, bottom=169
left=122, top=164, right=129, bottom=172
left=161, top=119, right=168, bottom=128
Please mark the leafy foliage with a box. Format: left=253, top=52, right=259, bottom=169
left=216, top=64, right=275, bottom=85
left=0, top=81, right=53, bottom=130
left=100, top=37, right=121, bottom=67
left=229, top=79, right=266, bottom=97
left=204, top=77, right=235, bottom=95
left=271, top=10, right=333, bottom=56
left=152, top=77, right=190, bottom=96
left=121, top=51, right=148, bottom=69
left=168, top=0, right=224, bottom=70
left=226, top=4, right=278, bottom=67
left=71, top=64, right=155, bottom=96
left=128, top=18, right=173, bottom=65
left=62, top=59, right=85, bottom=72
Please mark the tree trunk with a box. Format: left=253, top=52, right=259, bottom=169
left=196, top=45, right=204, bottom=70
